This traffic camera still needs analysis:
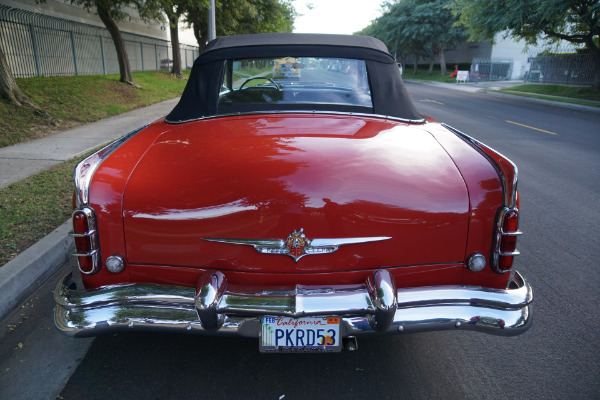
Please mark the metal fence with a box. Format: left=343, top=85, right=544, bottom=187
left=0, top=5, right=200, bottom=78
left=469, top=57, right=513, bottom=82
left=524, top=48, right=598, bottom=85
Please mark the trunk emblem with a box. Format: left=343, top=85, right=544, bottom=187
left=204, top=228, right=391, bottom=262
left=285, top=229, right=308, bottom=259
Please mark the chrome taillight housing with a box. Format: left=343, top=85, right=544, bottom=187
left=70, top=207, right=100, bottom=274
left=492, top=207, right=522, bottom=273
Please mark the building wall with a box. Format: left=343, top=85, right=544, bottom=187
left=2, top=0, right=169, bottom=40
left=444, top=41, right=492, bottom=64
left=490, top=35, right=535, bottom=79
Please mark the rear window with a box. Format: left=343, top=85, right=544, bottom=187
left=218, top=57, right=372, bottom=109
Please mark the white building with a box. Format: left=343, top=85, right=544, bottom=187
left=444, top=33, right=578, bottom=80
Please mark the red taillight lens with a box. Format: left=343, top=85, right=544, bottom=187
left=503, top=210, right=519, bottom=233
left=74, top=236, right=91, bottom=253
left=494, top=208, right=521, bottom=273
left=72, top=211, right=89, bottom=233
left=70, top=208, right=100, bottom=274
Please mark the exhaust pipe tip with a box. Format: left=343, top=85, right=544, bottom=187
left=343, top=336, right=358, bottom=352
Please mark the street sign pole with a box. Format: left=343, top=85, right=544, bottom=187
left=208, top=0, right=216, bottom=41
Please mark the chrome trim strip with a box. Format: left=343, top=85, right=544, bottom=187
left=68, top=230, right=97, bottom=238
left=74, top=123, right=149, bottom=207
left=204, top=231, right=391, bottom=262
left=204, top=238, right=284, bottom=247
left=71, top=250, right=98, bottom=257
left=165, top=110, right=427, bottom=125
left=441, top=123, right=518, bottom=208
left=499, top=250, right=521, bottom=256
left=54, top=270, right=532, bottom=338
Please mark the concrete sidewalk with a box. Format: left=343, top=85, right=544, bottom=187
left=404, top=79, right=525, bottom=93
left=0, top=97, right=179, bottom=189
left=0, top=97, right=179, bottom=320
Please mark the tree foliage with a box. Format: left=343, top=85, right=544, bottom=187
left=450, top=0, right=599, bottom=49
left=451, top=0, right=600, bottom=87
left=357, top=0, right=466, bottom=75
left=185, top=0, right=296, bottom=52
left=68, top=0, right=163, bottom=85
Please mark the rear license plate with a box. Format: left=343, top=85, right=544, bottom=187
left=259, top=316, right=341, bottom=353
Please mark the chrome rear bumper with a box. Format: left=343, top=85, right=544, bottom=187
left=54, top=270, right=532, bottom=338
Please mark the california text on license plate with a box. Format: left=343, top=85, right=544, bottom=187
left=260, top=316, right=341, bottom=353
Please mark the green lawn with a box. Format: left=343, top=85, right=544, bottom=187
left=0, top=70, right=189, bottom=148
left=498, top=84, right=600, bottom=102
left=401, top=69, right=457, bottom=83
left=0, top=153, right=90, bottom=266
left=0, top=70, right=190, bottom=266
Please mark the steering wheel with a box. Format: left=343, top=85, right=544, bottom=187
left=239, top=77, right=280, bottom=90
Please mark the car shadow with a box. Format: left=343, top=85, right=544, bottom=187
left=58, top=330, right=464, bottom=399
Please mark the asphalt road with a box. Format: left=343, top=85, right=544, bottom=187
left=1, top=82, right=598, bottom=399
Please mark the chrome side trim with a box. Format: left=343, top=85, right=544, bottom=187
left=441, top=123, right=518, bottom=208
left=71, top=250, right=98, bottom=257
left=442, top=124, right=523, bottom=274
left=54, top=270, right=532, bottom=338
left=74, top=123, right=149, bottom=207
left=165, top=110, right=427, bottom=125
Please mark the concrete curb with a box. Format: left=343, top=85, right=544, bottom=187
left=0, top=220, right=73, bottom=320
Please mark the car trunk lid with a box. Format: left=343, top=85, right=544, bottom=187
left=122, top=114, right=469, bottom=273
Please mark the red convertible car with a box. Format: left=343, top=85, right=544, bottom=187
left=54, top=33, right=532, bottom=352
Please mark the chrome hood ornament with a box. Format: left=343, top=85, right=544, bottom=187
left=204, top=228, right=391, bottom=262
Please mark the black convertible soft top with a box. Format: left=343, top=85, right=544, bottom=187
left=166, top=33, right=424, bottom=123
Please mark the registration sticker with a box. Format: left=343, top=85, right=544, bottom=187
left=260, top=316, right=341, bottom=353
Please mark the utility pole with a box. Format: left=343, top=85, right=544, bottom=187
left=208, top=0, right=216, bottom=41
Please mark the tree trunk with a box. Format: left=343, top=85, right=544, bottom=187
left=428, top=46, right=435, bottom=75
left=96, top=1, right=136, bottom=86
left=0, top=43, right=55, bottom=123
left=584, top=38, right=600, bottom=91
left=0, top=44, right=30, bottom=106
left=438, top=43, right=447, bottom=76
left=192, top=23, right=207, bottom=53
left=168, top=12, right=185, bottom=79
left=413, top=52, right=419, bottom=75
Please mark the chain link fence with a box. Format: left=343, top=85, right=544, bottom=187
left=468, top=58, right=513, bottom=82
left=524, top=47, right=598, bottom=85
left=0, top=5, right=200, bottom=78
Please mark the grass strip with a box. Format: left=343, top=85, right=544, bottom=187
left=0, top=70, right=189, bottom=148
left=0, top=153, right=90, bottom=266
left=492, top=90, right=600, bottom=107
left=498, top=84, right=600, bottom=102
left=401, top=70, right=457, bottom=83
